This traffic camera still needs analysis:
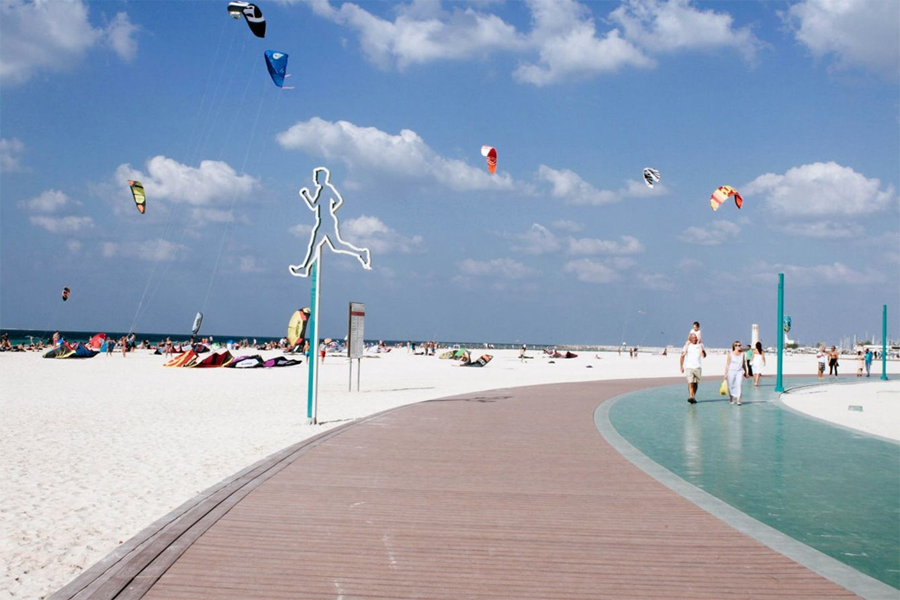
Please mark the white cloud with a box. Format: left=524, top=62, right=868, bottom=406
left=786, top=0, right=899, bottom=79
left=750, top=261, right=886, bottom=286
left=106, top=12, right=138, bottom=61
left=744, top=162, right=895, bottom=216
left=102, top=238, right=186, bottom=262
left=289, top=223, right=312, bottom=237
left=678, top=220, right=740, bottom=245
left=563, top=258, right=620, bottom=283
left=29, top=215, right=93, bottom=234
left=677, top=257, right=704, bottom=271
left=238, top=256, right=264, bottom=273
left=18, top=189, right=70, bottom=213
left=636, top=271, right=673, bottom=291
left=610, top=0, right=760, bottom=61
left=508, top=223, right=560, bottom=255
left=457, top=257, right=536, bottom=279
left=551, top=219, right=584, bottom=232
left=300, top=0, right=760, bottom=86
left=341, top=215, right=424, bottom=254
left=0, top=0, right=137, bottom=85
left=536, top=165, right=663, bottom=205
left=537, top=165, right=617, bottom=205
left=514, top=21, right=652, bottom=86
left=277, top=117, right=515, bottom=192
left=782, top=220, right=865, bottom=239
left=567, top=235, right=644, bottom=255
left=306, top=1, right=526, bottom=70
left=114, top=156, right=259, bottom=207
left=0, top=138, right=25, bottom=172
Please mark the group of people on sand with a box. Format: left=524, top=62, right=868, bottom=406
left=816, top=345, right=875, bottom=379
left=679, top=321, right=767, bottom=406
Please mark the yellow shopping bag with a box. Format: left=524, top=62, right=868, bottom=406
left=719, top=379, right=728, bottom=396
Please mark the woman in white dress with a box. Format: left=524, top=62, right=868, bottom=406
left=752, top=341, right=766, bottom=387
left=724, top=341, right=748, bottom=405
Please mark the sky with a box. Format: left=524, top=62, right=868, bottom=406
left=1, top=0, right=898, bottom=348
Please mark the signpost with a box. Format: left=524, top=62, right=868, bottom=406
left=348, top=302, right=365, bottom=391
left=289, top=167, right=372, bottom=424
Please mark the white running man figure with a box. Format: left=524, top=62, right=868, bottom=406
left=289, top=167, right=372, bottom=277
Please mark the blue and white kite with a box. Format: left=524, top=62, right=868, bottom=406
left=264, top=50, right=292, bottom=89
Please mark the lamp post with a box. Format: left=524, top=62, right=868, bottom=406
left=775, top=273, right=784, bottom=393
left=882, top=304, right=889, bottom=381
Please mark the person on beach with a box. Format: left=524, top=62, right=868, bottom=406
left=689, top=321, right=702, bottom=343
left=724, top=341, right=748, bottom=405
left=519, top=344, right=527, bottom=362
left=680, top=332, right=706, bottom=404
left=745, top=344, right=754, bottom=378
left=751, top=342, right=766, bottom=387
left=107, top=337, right=115, bottom=356
left=319, top=342, right=326, bottom=363
left=817, top=346, right=827, bottom=380
left=52, top=331, right=60, bottom=347
left=865, top=349, right=873, bottom=377
left=856, top=351, right=864, bottom=376
left=828, top=346, right=839, bottom=377
left=120, top=336, right=128, bottom=358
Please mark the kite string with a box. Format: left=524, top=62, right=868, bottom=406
left=128, top=29, right=248, bottom=336
left=201, top=80, right=268, bottom=315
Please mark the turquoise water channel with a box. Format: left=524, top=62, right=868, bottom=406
left=607, top=378, right=899, bottom=589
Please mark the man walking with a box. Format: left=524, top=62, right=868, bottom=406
left=680, top=332, right=706, bottom=404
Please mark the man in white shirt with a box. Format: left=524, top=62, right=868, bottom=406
left=680, top=332, right=706, bottom=404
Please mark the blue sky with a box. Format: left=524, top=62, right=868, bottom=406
left=1, top=0, right=897, bottom=348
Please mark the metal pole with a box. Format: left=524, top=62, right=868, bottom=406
left=882, top=304, right=889, bottom=380
left=357, top=357, right=361, bottom=391
left=306, top=249, right=321, bottom=424
left=348, top=356, right=352, bottom=392
left=775, top=273, right=785, bottom=392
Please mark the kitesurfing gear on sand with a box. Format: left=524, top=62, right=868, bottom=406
left=228, top=1, right=266, bottom=38
left=287, top=308, right=311, bottom=346
left=642, top=168, right=660, bottom=188
left=481, top=145, right=497, bottom=174
left=710, top=186, right=743, bottom=211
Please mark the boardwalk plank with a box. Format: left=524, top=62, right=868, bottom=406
left=60, top=379, right=866, bottom=599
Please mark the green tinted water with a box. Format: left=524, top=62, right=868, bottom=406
left=608, top=378, right=900, bottom=589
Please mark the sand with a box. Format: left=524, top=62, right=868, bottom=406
left=781, top=379, right=900, bottom=441
left=1, top=347, right=897, bottom=599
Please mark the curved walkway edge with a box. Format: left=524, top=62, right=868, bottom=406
left=52, top=378, right=887, bottom=599
left=595, top=391, right=898, bottom=600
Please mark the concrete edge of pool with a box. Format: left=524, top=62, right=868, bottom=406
left=594, top=385, right=899, bottom=600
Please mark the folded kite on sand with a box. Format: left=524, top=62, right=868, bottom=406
left=43, top=343, right=98, bottom=359
left=461, top=354, right=492, bottom=367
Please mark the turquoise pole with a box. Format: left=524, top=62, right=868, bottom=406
left=881, top=304, right=888, bottom=381
left=775, top=273, right=784, bottom=393
left=306, top=255, right=320, bottom=422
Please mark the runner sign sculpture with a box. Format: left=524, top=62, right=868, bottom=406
left=290, top=167, right=371, bottom=424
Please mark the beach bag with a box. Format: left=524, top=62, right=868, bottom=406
left=719, top=380, right=728, bottom=396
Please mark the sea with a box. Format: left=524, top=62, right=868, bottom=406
left=0, top=328, right=624, bottom=352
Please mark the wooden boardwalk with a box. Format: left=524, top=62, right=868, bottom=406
left=54, top=378, right=864, bottom=599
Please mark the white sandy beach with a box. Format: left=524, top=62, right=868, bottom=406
left=781, top=379, right=900, bottom=441
left=1, top=348, right=898, bottom=599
